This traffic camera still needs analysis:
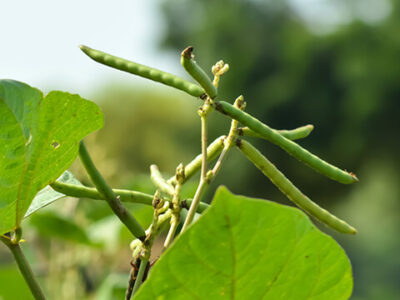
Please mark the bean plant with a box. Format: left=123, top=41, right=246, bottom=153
left=0, top=45, right=358, bottom=299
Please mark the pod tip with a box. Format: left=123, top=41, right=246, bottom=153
left=181, top=46, right=194, bottom=59
left=350, top=172, right=359, bottom=182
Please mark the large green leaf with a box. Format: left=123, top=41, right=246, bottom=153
left=25, top=171, right=82, bottom=218
left=0, top=79, right=103, bottom=235
left=134, top=186, right=353, bottom=300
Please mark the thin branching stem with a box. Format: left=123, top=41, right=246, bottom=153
left=200, top=115, right=208, bottom=180
left=181, top=108, right=210, bottom=231
left=211, top=96, right=244, bottom=178
left=164, top=216, right=179, bottom=249
left=164, top=165, right=184, bottom=249
left=131, top=258, right=149, bottom=296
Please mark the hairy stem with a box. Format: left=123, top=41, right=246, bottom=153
left=0, top=235, right=46, bottom=300
left=78, top=141, right=146, bottom=240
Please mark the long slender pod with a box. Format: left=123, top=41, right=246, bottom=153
left=237, top=139, right=357, bottom=234
left=79, top=141, right=146, bottom=240
left=168, top=136, right=225, bottom=185
left=150, top=165, right=175, bottom=196
left=181, top=46, right=218, bottom=99
left=79, top=45, right=206, bottom=98
left=50, top=181, right=154, bottom=205
left=215, top=101, right=357, bottom=184
left=238, top=124, right=314, bottom=141
left=50, top=181, right=209, bottom=213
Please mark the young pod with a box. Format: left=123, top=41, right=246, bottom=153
left=236, top=139, right=357, bottom=234
left=181, top=46, right=218, bottom=99
left=80, top=45, right=205, bottom=98
left=216, top=101, right=358, bottom=184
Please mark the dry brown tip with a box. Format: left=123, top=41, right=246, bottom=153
left=181, top=46, right=194, bottom=59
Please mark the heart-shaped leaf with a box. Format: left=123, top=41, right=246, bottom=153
left=134, top=186, right=353, bottom=300
left=0, top=79, right=103, bottom=235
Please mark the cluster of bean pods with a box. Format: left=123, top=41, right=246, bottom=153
left=80, top=44, right=357, bottom=234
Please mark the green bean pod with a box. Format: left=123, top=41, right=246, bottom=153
left=238, top=124, right=314, bottom=141
left=150, top=164, right=175, bottom=196
left=168, top=136, right=225, bottom=185
left=215, top=101, right=358, bottom=184
left=181, top=46, right=218, bottom=99
left=237, top=139, right=357, bottom=234
left=50, top=181, right=209, bottom=213
left=80, top=45, right=206, bottom=98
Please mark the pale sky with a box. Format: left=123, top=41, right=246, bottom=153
left=1, top=0, right=391, bottom=99
left=0, top=0, right=177, bottom=98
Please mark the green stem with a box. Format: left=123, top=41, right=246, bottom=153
left=131, top=258, right=149, bottom=296
left=236, top=139, right=357, bottom=234
left=80, top=45, right=205, bottom=98
left=164, top=174, right=183, bottom=249
left=211, top=96, right=244, bottom=178
left=181, top=198, right=208, bottom=213
left=50, top=181, right=209, bottom=213
left=150, top=164, right=175, bottom=196
left=181, top=113, right=209, bottom=231
left=0, top=236, right=46, bottom=300
left=215, top=100, right=358, bottom=184
left=163, top=219, right=179, bottom=249
left=199, top=116, right=208, bottom=179
left=181, top=180, right=208, bottom=232
left=238, top=124, right=314, bottom=141
left=78, top=141, right=146, bottom=240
